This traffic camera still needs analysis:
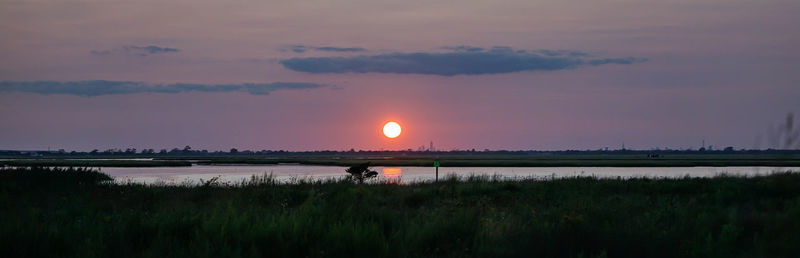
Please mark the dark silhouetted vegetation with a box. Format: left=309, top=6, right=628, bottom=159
left=0, top=166, right=112, bottom=185
left=2, top=147, right=800, bottom=168
left=344, top=162, right=378, bottom=183
left=0, top=159, right=191, bottom=167
left=2, top=167, right=800, bottom=257
left=6, top=154, right=800, bottom=168
left=3, top=147, right=800, bottom=160
left=189, top=155, right=800, bottom=167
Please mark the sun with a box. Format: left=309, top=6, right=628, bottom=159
left=383, top=121, right=402, bottom=138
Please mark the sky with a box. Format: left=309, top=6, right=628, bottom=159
left=0, top=0, right=798, bottom=151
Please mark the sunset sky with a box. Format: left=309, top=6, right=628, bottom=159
left=1, top=0, right=798, bottom=151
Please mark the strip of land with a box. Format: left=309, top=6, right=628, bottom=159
left=2, top=153, right=799, bottom=167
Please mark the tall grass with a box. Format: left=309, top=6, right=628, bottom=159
left=0, top=166, right=111, bottom=185
left=0, top=159, right=192, bottom=167
left=1, top=167, right=799, bottom=257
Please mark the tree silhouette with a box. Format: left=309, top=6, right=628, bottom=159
left=345, top=162, right=378, bottom=184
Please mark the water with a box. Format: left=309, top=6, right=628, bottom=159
left=102, top=165, right=800, bottom=185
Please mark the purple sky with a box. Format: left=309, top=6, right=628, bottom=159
left=1, top=0, right=799, bottom=151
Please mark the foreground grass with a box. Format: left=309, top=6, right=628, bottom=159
left=1, top=167, right=799, bottom=257
left=0, top=159, right=192, bottom=167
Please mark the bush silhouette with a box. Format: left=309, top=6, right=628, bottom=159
left=345, top=162, right=378, bottom=184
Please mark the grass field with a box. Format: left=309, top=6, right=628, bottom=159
left=2, top=167, right=799, bottom=257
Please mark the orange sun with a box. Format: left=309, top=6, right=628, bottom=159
left=383, top=121, right=402, bottom=138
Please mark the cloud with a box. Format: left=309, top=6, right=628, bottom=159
left=314, top=46, right=367, bottom=52
left=280, top=46, right=646, bottom=76
left=283, top=45, right=367, bottom=53
left=91, top=45, right=180, bottom=57
left=442, top=46, right=485, bottom=52
left=289, top=45, right=309, bottom=53
left=124, top=45, right=179, bottom=56
left=535, top=49, right=590, bottom=57
left=0, top=81, right=326, bottom=96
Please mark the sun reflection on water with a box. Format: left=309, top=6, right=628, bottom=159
left=382, top=168, right=402, bottom=184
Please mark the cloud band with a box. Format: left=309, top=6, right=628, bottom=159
left=0, top=81, right=326, bottom=96
left=280, top=47, right=645, bottom=76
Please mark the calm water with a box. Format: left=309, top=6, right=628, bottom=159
left=102, top=165, right=800, bottom=185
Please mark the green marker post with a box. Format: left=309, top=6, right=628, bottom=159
left=434, top=160, right=440, bottom=182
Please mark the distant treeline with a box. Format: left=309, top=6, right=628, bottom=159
left=1, top=146, right=799, bottom=158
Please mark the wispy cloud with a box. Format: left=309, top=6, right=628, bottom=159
left=314, top=46, right=367, bottom=52
left=441, top=46, right=485, bottom=52
left=90, top=45, right=180, bottom=57
left=124, top=45, right=179, bottom=56
left=282, top=45, right=367, bottom=53
left=0, top=81, right=326, bottom=96
left=280, top=46, right=646, bottom=76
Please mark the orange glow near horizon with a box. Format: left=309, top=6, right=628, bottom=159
left=383, top=121, right=402, bottom=138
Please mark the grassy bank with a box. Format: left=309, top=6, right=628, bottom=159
left=0, top=159, right=192, bottom=167
left=1, top=167, right=799, bottom=257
